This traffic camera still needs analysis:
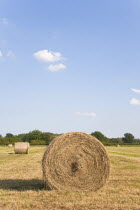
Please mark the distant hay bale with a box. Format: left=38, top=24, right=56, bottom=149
left=116, top=144, right=120, bottom=147
left=14, top=142, right=30, bottom=154
left=42, top=132, right=110, bottom=191
left=8, top=144, right=13, bottom=147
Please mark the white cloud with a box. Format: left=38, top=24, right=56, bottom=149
left=76, top=112, right=96, bottom=117
left=0, top=18, right=8, bottom=25
left=130, top=98, right=140, bottom=105
left=131, top=88, right=140, bottom=94
left=33, top=49, right=63, bottom=63
left=48, top=63, right=66, bottom=72
left=7, top=50, right=15, bottom=58
left=0, top=51, right=3, bottom=57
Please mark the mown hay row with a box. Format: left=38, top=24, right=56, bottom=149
left=42, top=132, right=110, bottom=191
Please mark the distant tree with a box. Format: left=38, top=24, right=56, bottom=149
left=122, top=133, right=134, bottom=143
left=0, top=136, right=20, bottom=145
left=29, top=130, right=42, bottom=139
left=134, top=138, right=140, bottom=144
left=18, top=134, right=26, bottom=140
left=31, top=140, right=46, bottom=145
left=0, top=134, right=2, bottom=138
left=22, top=130, right=42, bottom=143
left=6, top=133, right=14, bottom=138
left=21, top=130, right=58, bottom=144
left=91, top=131, right=109, bottom=143
left=41, top=132, right=57, bottom=145
left=110, top=138, right=123, bottom=144
left=0, top=137, right=5, bottom=145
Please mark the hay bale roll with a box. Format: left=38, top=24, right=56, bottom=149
left=8, top=144, right=13, bottom=147
left=116, top=144, right=120, bottom=147
left=14, top=142, right=30, bottom=154
left=42, top=132, right=110, bottom=191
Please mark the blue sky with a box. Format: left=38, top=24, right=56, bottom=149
left=0, top=0, right=140, bottom=138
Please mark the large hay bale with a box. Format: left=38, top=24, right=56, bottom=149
left=14, top=142, right=30, bottom=154
left=42, top=132, right=110, bottom=191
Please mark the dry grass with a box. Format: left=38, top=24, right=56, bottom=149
left=0, top=145, right=140, bottom=210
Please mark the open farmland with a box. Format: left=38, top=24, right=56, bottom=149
left=0, top=146, right=140, bottom=210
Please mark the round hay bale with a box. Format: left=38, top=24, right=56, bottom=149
left=8, top=144, right=13, bottom=147
left=116, top=144, right=120, bottom=147
left=42, top=132, right=110, bottom=191
left=14, top=142, right=30, bottom=154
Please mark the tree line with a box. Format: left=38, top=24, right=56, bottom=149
left=0, top=130, right=59, bottom=145
left=91, top=131, right=140, bottom=145
left=0, top=130, right=140, bottom=145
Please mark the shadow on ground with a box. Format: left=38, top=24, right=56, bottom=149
left=0, top=179, right=45, bottom=191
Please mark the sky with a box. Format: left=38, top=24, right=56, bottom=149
left=0, top=0, right=140, bottom=138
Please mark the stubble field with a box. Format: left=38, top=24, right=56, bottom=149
left=0, top=146, right=140, bottom=210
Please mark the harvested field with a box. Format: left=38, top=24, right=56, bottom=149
left=0, top=146, right=140, bottom=210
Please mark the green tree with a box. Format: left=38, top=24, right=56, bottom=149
left=110, top=138, right=123, bottom=144
left=41, top=132, right=57, bottom=145
left=22, top=130, right=42, bottom=143
left=122, top=133, right=134, bottom=143
left=6, top=133, right=14, bottom=138
left=91, top=131, right=109, bottom=143
left=0, top=136, right=20, bottom=145
left=31, top=140, right=46, bottom=145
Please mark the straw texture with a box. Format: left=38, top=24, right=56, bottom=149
left=42, top=132, right=110, bottom=191
left=14, top=142, right=30, bottom=154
